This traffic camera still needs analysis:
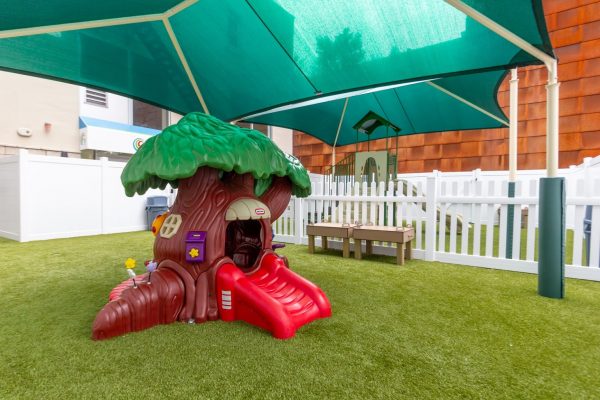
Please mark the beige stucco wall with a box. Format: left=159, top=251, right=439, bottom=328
left=271, top=126, right=293, bottom=154
left=168, top=111, right=183, bottom=125
left=0, top=71, right=80, bottom=156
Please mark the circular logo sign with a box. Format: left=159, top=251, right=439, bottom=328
left=255, top=208, right=265, bottom=215
left=133, top=138, right=144, bottom=151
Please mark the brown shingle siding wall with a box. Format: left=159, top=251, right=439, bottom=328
left=293, top=0, right=600, bottom=174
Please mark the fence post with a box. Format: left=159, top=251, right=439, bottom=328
left=99, top=157, right=109, bottom=234
left=583, top=157, right=592, bottom=197
left=425, top=174, right=438, bottom=261
left=294, top=196, right=304, bottom=244
left=17, top=149, right=29, bottom=242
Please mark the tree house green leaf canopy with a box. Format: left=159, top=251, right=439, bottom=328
left=0, top=1, right=552, bottom=122
left=121, top=113, right=311, bottom=198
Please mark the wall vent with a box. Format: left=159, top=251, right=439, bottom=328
left=85, top=88, right=108, bottom=107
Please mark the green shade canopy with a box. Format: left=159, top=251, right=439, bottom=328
left=246, top=70, right=509, bottom=146
left=0, top=1, right=552, bottom=121
left=122, top=112, right=311, bottom=198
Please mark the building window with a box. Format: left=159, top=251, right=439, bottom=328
left=85, top=89, right=108, bottom=107
left=132, top=100, right=167, bottom=130
left=236, top=122, right=269, bottom=136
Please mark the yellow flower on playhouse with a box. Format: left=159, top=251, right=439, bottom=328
left=189, top=248, right=199, bottom=258
left=125, top=258, right=136, bottom=269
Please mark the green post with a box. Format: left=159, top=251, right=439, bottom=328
left=537, top=177, right=565, bottom=299
left=506, top=182, right=515, bottom=259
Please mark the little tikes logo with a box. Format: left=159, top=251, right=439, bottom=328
left=133, top=138, right=144, bottom=151
left=255, top=208, right=265, bottom=215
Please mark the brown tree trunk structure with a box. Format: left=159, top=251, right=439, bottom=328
left=93, top=167, right=292, bottom=340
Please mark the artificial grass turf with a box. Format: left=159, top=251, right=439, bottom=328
left=0, top=232, right=599, bottom=399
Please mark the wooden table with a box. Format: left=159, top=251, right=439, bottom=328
left=306, top=223, right=355, bottom=258
left=352, top=226, right=415, bottom=265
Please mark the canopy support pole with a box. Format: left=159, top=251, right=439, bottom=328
left=509, top=68, right=519, bottom=183
left=538, top=59, right=563, bottom=298
left=546, top=61, right=560, bottom=178
left=0, top=14, right=163, bottom=38
left=426, top=82, right=509, bottom=126
left=0, top=0, right=207, bottom=115
left=0, top=0, right=198, bottom=39
left=445, top=0, right=563, bottom=298
left=162, top=17, right=210, bottom=114
left=332, top=98, right=349, bottom=176
left=506, top=68, right=518, bottom=259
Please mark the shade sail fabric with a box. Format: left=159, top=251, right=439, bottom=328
left=246, top=70, right=509, bottom=146
left=0, top=1, right=552, bottom=121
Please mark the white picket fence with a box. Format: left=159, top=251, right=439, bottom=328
left=273, top=158, right=600, bottom=281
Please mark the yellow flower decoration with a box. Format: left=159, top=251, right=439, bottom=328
left=189, top=248, right=199, bottom=258
left=125, top=258, right=136, bottom=269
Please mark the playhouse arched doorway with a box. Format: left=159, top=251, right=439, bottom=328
left=363, top=157, right=378, bottom=185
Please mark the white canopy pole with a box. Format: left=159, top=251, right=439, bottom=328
left=546, top=60, right=560, bottom=177
left=444, top=0, right=558, bottom=177
left=0, top=0, right=209, bottom=114
left=446, top=0, right=564, bottom=299
left=163, top=17, right=209, bottom=114
left=331, top=97, right=349, bottom=175
left=0, top=0, right=198, bottom=39
left=509, top=68, right=518, bottom=182
left=426, top=81, right=509, bottom=126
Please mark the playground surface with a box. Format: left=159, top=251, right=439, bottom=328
left=1, top=232, right=599, bottom=399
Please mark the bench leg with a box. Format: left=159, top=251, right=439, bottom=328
left=405, top=241, right=412, bottom=260
left=308, top=235, right=315, bottom=254
left=321, top=236, right=328, bottom=250
left=354, top=239, right=362, bottom=260
left=396, top=243, right=405, bottom=265
left=366, top=240, right=373, bottom=256
left=342, top=238, right=350, bottom=258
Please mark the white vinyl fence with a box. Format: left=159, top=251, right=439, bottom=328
left=0, top=150, right=173, bottom=242
left=274, top=157, right=600, bottom=281
left=2, top=150, right=599, bottom=281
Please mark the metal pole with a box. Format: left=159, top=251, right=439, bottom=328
left=444, top=0, right=556, bottom=69
left=546, top=60, right=560, bottom=177
left=509, top=68, right=519, bottom=182
left=395, top=132, right=399, bottom=175
left=506, top=68, right=518, bottom=258
left=538, top=60, right=564, bottom=299
left=331, top=97, right=349, bottom=176
left=444, top=0, right=557, bottom=174
left=427, top=81, right=509, bottom=126
left=444, top=0, right=564, bottom=298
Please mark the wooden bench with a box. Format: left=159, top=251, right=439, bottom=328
left=306, top=222, right=355, bottom=258
left=353, top=225, right=415, bottom=265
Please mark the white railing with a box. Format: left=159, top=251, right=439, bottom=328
left=274, top=157, right=600, bottom=281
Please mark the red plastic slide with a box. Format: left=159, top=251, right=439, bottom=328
left=216, top=252, right=331, bottom=339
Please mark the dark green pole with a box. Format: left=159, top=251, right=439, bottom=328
left=538, top=177, right=565, bottom=299
left=506, top=182, right=515, bottom=258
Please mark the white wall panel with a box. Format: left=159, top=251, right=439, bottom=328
left=0, top=154, right=21, bottom=240
left=0, top=151, right=172, bottom=242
